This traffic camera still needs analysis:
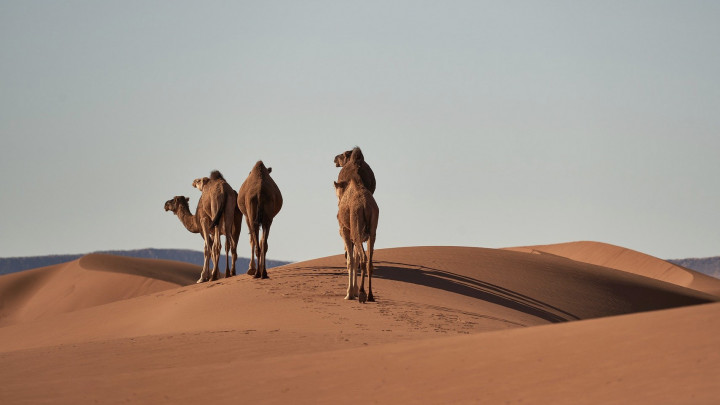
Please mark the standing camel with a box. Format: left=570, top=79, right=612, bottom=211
left=334, top=176, right=379, bottom=303
left=237, top=161, right=283, bottom=279
left=164, top=194, right=242, bottom=278
left=192, top=174, right=227, bottom=283
left=335, top=146, right=377, bottom=270
left=192, top=171, right=241, bottom=277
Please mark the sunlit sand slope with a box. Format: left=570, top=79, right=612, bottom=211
left=505, top=241, right=720, bottom=296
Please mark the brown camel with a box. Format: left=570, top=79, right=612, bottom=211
left=192, top=171, right=239, bottom=279
left=335, top=147, right=376, bottom=194
left=236, top=161, right=283, bottom=279
left=163, top=195, right=217, bottom=282
left=164, top=194, right=242, bottom=278
left=189, top=173, right=228, bottom=283
left=334, top=176, right=379, bottom=303
left=335, top=146, right=377, bottom=269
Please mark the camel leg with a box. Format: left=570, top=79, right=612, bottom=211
left=247, top=237, right=257, bottom=276
left=366, top=236, right=375, bottom=302
left=198, top=223, right=212, bottom=283
left=258, top=223, right=271, bottom=279
left=252, top=225, right=263, bottom=279
left=230, top=215, right=240, bottom=277
left=230, top=234, right=238, bottom=277
left=210, top=226, right=221, bottom=281
left=356, top=242, right=367, bottom=304
left=224, top=234, right=231, bottom=278
left=200, top=239, right=210, bottom=283
left=341, top=229, right=356, bottom=300
left=245, top=216, right=258, bottom=276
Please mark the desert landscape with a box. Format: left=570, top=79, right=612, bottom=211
left=3, top=2, right=720, bottom=404
left=1, top=241, right=719, bottom=404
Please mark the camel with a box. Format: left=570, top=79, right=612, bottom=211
left=236, top=161, right=283, bottom=279
left=163, top=195, right=217, bottom=282
left=192, top=171, right=240, bottom=279
left=335, top=147, right=376, bottom=194
left=164, top=194, right=242, bottom=278
left=192, top=171, right=241, bottom=276
left=186, top=172, right=229, bottom=283
left=335, top=147, right=377, bottom=268
left=334, top=176, right=379, bottom=303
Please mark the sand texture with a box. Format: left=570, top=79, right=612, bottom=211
left=1, top=244, right=719, bottom=404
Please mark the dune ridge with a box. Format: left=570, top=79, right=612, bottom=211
left=0, top=254, right=199, bottom=327
left=505, top=240, right=720, bottom=296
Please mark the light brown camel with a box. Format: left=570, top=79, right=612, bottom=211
left=192, top=171, right=239, bottom=279
left=189, top=173, right=228, bottom=283
left=335, top=147, right=376, bottom=194
left=335, top=146, right=377, bottom=269
left=236, top=161, right=283, bottom=279
left=334, top=176, right=379, bottom=303
left=164, top=194, right=242, bottom=278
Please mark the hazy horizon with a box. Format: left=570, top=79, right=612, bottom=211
left=2, top=1, right=719, bottom=262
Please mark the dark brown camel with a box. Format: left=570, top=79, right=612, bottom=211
left=236, top=161, right=283, bottom=279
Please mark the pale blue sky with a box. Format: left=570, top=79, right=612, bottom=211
left=1, top=1, right=718, bottom=261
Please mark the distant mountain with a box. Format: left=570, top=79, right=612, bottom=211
left=0, top=248, right=292, bottom=276
left=668, top=256, right=720, bottom=279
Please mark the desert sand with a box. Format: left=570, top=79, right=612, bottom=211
left=1, top=244, right=719, bottom=404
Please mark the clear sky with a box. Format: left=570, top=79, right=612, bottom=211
left=1, top=1, right=718, bottom=261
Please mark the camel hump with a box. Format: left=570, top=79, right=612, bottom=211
left=210, top=170, right=225, bottom=181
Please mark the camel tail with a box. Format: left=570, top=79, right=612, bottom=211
left=211, top=195, right=226, bottom=229
left=254, top=193, right=264, bottom=228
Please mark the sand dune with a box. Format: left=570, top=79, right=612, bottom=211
left=1, top=244, right=718, bottom=403
left=506, top=241, right=720, bottom=296
left=0, top=254, right=199, bottom=326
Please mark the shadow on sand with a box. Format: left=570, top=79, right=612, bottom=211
left=373, top=260, right=580, bottom=323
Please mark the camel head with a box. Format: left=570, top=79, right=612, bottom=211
left=192, top=177, right=210, bottom=191
left=164, top=196, right=190, bottom=213
left=250, top=161, right=272, bottom=176
left=334, top=150, right=352, bottom=167
left=335, top=147, right=364, bottom=167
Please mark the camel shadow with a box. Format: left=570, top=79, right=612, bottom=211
left=373, top=261, right=580, bottom=323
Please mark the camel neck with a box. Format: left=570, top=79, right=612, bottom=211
left=176, top=205, right=201, bottom=233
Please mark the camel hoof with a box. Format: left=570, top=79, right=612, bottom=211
left=261, top=271, right=269, bottom=279
left=367, top=294, right=375, bottom=302
left=359, top=291, right=367, bottom=303
left=196, top=278, right=206, bottom=284
left=247, top=268, right=256, bottom=276
left=344, top=294, right=355, bottom=300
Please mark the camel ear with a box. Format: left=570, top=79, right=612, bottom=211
left=334, top=181, right=347, bottom=189
left=268, top=167, right=272, bottom=173
left=184, top=197, right=189, bottom=203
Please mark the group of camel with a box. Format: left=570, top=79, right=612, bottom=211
left=164, top=161, right=282, bottom=282
left=164, top=147, right=379, bottom=303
